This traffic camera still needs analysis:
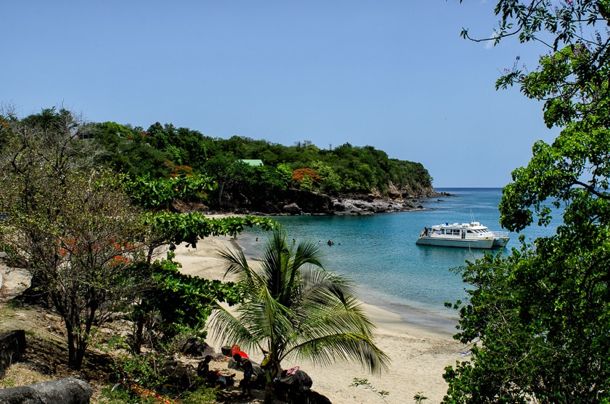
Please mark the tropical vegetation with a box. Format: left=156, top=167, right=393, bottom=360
left=444, top=1, right=610, bottom=402
left=209, top=229, right=389, bottom=394
left=0, top=108, right=275, bottom=372
left=0, top=106, right=394, bottom=402
left=86, top=121, right=433, bottom=210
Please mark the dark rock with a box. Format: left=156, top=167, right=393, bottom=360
left=180, top=337, right=215, bottom=357
left=162, top=359, right=197, bottom=390
left=0, top=377, right=92, bottom=404
left=219, top=187, right=333, bottom=214
left=217, top=182, right=442, bottom=216
left=308, top=390, right=333, bottom=404
left=283, top=203, right=302, bottom=214
left=275, top=369, right=314, bottom=401
left=332, top=200, right=345, bottom=211
left=0, top=330, right=26, bottom=378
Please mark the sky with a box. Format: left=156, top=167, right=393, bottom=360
left=1, top=0, right=559, bottom=187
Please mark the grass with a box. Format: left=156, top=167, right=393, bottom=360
left=0, top=363, right=51, bottom=388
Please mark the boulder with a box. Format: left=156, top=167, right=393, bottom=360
left=0, top=330, right=26, bottom=378
left=282, top=203, right=302, bottom=214
left=180, top=337, right=215, bottom=357
left=308, top=390, right=333, bottom=404
left=0, top=377, right=92, bottom=404
left=161, top=359, right=198, bottom=391
left=275, top=369, right=314, bottom=401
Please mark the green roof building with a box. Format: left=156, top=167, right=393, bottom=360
left=240, top=159, right=264, bottom=167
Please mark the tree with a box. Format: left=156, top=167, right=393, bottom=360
left=0, top=110, right=146, bottom=369
left=444, top=1, right=610, bottom=402
left=203, top=155, right=244, bottom=207
left=126, top=254, right=243, bottom=354
left=208, top=230, right=389, bottom=397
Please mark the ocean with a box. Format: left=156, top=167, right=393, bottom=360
left=239, top=188, right=561, bottom=334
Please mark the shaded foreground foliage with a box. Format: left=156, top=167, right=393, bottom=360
left=128, top=254, right=243, bottom=353
left=445, top=1, right=610, bottom=402
left=0, top=110, right=145, bottom=369
left=209, top=230, right=389, bottom=397
left=0, top=108, right=276, bottom=372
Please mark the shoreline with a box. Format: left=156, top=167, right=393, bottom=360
left=199, top=189, right=451, bottom=217
left=236, top=227, right=461, bottom=337
left=172, top=235, right=465, bottom=403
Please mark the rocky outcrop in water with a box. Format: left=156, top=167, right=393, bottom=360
left=331, top=196, right=423, bottom=215
left=201, top=183, right=445, bottom=216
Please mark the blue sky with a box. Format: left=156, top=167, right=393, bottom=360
left=1, top=1, right=557, bottom=187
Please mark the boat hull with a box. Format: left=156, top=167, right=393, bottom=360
left=492, top=237, right=509, bottom=248
left=416, top=237, right=495, bottom=249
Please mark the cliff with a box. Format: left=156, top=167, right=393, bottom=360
left=216, top=182, right=441, bottom=216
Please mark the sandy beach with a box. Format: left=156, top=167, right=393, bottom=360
left=172, top=235, right=465, bottom=404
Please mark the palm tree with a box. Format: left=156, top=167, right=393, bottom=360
left=208, top=229, right=389, bottom=392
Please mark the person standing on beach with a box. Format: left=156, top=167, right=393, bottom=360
left=241, top=358, right=253, bottom=397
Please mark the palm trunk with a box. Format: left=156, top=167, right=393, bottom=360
left=263, top=356, right=283, bottom=403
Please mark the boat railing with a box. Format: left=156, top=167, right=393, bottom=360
left=492, top=231, right=510, bottom=238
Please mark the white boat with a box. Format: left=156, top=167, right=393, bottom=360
left=416, top=221, right=509, bottom=249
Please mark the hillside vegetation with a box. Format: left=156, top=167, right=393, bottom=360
left=85, top=121, right=433, bottom=212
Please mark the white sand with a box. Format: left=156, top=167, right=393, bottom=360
left=172, top=236, right=465, bottom=404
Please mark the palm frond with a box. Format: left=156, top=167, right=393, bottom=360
left=284, top=332, right=390, bottom=374
left=299, top=266, right=355, bottom=307
left=207, top=304, right=261, bottom=353
left=286, top=241, right=323, bottom=301
left=293, top=296, right=378, bottom=358
left=217, top=245, right=262, bottom=288
left=260, top=229, right=290, bottom=298
left=210, top=228, right=390, bottom=377
left=292, top=241, right=323, bottom=271
left=239, top=287, right=294, bottom=342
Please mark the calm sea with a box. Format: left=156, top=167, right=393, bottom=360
left=239, top=188, right=560, bottom=334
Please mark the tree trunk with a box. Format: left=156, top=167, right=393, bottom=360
left=218, top=181, right=225, bottom=207
left=66, top=326, right=79, bottom=370
left=73, top=344, right=86, bottom=370
left=132, top=312, right=145, bottom=354
left=263, top=358, right=282, bottom=403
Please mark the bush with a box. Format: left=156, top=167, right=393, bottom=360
left=181, top=386, right=218, bottom=404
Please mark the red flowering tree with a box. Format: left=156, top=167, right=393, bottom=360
left=292, top=167, right=320, bottom=191
left=0, top=110, right=145, bottom=369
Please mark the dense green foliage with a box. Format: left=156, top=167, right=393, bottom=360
left=445, top=1, right=610, bottom=402
left=143, top=212, right=276, bottom=247
left=208, top=229, right=389, bottom=397
left=131, top=254, right=244, bottom=346
left=0, top=110, right=147, bottom=369
left=0, top=108, right=278, bottom=373
left=123, top=174, right=216, bottom=210
left=87, top=121, right=433, bottom=209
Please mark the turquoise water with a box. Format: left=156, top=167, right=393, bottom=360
left=239, top=188, right=560, bottom=333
